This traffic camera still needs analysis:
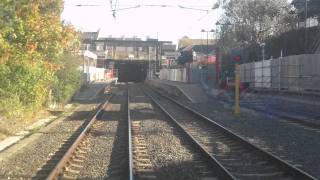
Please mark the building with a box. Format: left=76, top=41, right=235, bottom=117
left=161, top=42, right=178, bottom=68
left=81, top=50, right=105, bottom=83
left=178, top=36, right=217, bottom=50
left=81, top=31, right=176, bottom=63
left=80, top=31, right=177, bottom=79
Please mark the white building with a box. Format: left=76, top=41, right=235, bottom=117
left=82, top=50, right=105, bottom=83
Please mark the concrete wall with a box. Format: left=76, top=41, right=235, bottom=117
left=160, top=68, right=187, bottom=82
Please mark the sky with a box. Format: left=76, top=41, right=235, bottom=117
left=61, top=0, right=223, bottom=43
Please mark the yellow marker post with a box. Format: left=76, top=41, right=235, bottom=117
left=234, top=63, right=240, bottom=115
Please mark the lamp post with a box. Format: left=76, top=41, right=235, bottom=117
left=201, top=29, right=214, bottom=89
left=201, top=29, right=215, bottom=61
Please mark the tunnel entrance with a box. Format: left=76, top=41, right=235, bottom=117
left=115, top=61, right=148, bottom=82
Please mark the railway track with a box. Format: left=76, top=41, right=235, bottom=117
left=144, top=85, right=316, bottom=180
left=128, top=84, right=225, bottom=180
left=38, top=83, right=225, bottom=180
left=128, top=89, right=156, bottom=179
left=33, top=93, right=114, bottom=179
left=33, top=82, right=316, bottom=180
left=128, top=85, right=234, bottom=180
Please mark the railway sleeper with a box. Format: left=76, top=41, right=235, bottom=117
left=62, top=174, right=77, bottom=180
left=68, top=163, right=83, bottom=170
left=136, top=174, right=157, bottom=179
left=231, top=171, right=286, bottom=180
left=70, top=158, right=84, bottom=164
left=64, top=168, right=80, bottom=175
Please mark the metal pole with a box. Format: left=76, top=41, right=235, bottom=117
left=148, top=46, right=151, bottom=79
left=279, top=50, right=282, bottom=91
left=305, top=0, right=308, bottom=53
left=260, top=43, right=265, bottom=88
left=262, top=45, right=265, bottom=61
left=234, top=63, right=240, bottom=115
left=206, top=32, right=209, bottom=62
left=216, top=48, right=220, bottom=86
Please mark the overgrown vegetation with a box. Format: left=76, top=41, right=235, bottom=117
left=292, top=0, right=320, bottom=19
left=216, top=0, right=320, bottom=77
left=53, top=54, right=82, bottom=104
left=217, top=0, right=295, bottom=52
left=0, top=0, right=81, bottom=117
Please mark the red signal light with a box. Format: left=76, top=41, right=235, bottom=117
left=233, top=55, right=241, bottom=62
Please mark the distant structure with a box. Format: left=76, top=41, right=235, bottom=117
left=177, top=36, right=218, bottom=66
left=161, top=43, right=179, bottom=68
left=81, top=50, right=104, bottom=83
left=80, top=31, right=177, bottom=80
left=158, top=36, right=220, bottom=89
left=178, top=36, right=217, bottom=50
left=80, top=31, right=176, bottom=65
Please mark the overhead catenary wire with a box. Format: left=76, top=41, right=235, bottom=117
left=65, top=2, right=218, bottom=18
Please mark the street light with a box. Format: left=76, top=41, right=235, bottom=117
left=201, top=29, right=215, bottom=60
left=200, top=29, right=214, bottom=90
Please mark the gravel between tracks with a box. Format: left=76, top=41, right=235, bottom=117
left=78, top=86, right=127, bottom=179
left=141, top=117, right=203, bottom=180
left=149, top=83, right=320, bottom=178
left=0, top=103, right=99, bottom=179
left=78, top=120, right=118, bottom=179
left=130, top=84, right=208, bottom=180
left=188, top=99, right=320, bottom=178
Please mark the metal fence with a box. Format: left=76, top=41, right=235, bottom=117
left=240, top=54, right=320, bottom=92
left=159, top=68, right=187, bottom=82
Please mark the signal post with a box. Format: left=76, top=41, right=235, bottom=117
left=234, top=55, right=241, bottom=115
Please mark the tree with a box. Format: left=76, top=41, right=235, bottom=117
left=216, top=0, right=297, bottom=75
left=292, top=0, right=320, bottom=19
left=0, top=0, right=80, bottom=117
left=177, top=51, right=193, bottom=65
left=218, top=0, right=295, bottom=47
left=53, top=54, right=82, bottom=103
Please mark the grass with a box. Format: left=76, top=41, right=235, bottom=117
left=0, top=103, right=79, bottom=141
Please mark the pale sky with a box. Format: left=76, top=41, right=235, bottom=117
left=61, top=0, right=223, bottom=43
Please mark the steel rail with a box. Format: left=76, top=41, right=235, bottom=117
left=127, top=89, right=134, bottom=180
left=143, top=88, right=236, bottom=180
left=46, top=94, right=114, bottom=180
left=146, top=86, right=316, bottom=180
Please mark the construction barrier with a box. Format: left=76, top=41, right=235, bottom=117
left=240, top=54, right=320, bottom=92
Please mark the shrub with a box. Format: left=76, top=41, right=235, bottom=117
left=52, top=54, right=82, bottom=104
left=0, top=60, right=54, bottom=117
